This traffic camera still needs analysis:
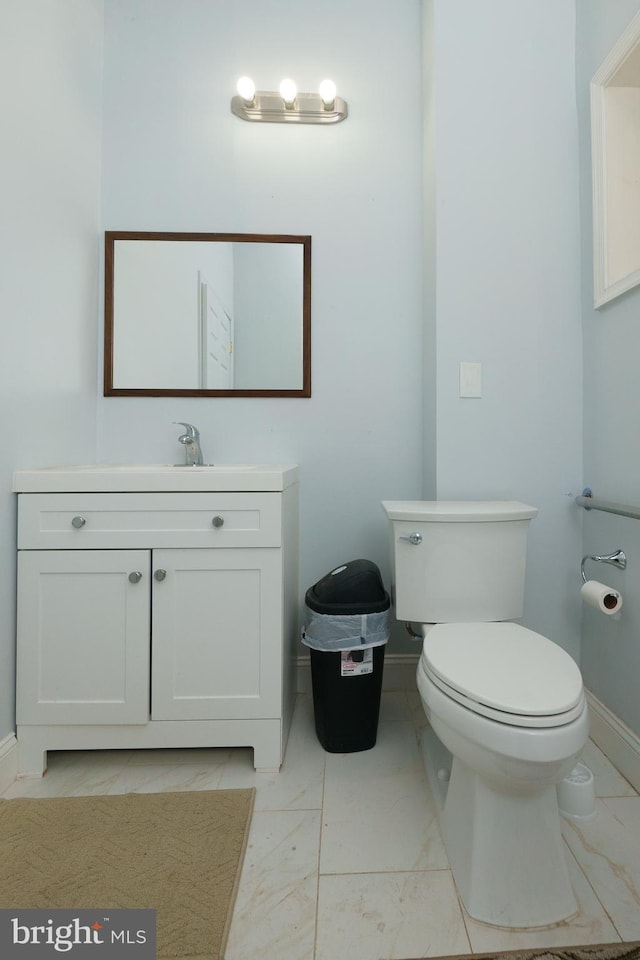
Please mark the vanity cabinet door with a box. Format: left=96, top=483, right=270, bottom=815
left=151, top=548, right=282, bottom=720
left=17, top=550, right=150, bottom=725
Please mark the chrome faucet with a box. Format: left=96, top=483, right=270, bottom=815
left=173, top=422, right=205, bottom=466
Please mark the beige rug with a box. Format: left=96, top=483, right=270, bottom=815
left=401, top=945, right=640, bottom=960
left=0, top=788, right=255, bottom=960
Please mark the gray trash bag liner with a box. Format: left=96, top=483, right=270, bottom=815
left=301, top=607, right=390, bottom=652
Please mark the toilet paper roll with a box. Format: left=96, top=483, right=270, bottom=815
left=581, top=579, right=623, bottom=615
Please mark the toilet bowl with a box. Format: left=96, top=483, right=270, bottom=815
left=381, top=500, right=589, bottom=929
left=417, top=621, right=589, bottom=928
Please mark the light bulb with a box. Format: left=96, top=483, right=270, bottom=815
left=236, top=76, right=256, bottom=104
left=279, top=78, right=297, bottom=106
left=319, top=78, right=337, bottom=107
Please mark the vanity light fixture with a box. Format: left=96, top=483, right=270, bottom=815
left=231, top=76, right=347, bottom=124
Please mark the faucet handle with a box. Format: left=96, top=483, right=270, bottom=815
left=172, top=421, right=205, bottom=466
left=173, top=421, right=200, bottom=440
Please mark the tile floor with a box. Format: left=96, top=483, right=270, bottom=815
left=3, top=692, right=640, bottom=959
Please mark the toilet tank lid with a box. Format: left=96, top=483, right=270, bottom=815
left=381, top=500, right=538, bottom=522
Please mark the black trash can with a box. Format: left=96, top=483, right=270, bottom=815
left=301, top=559, right=390, bottom=753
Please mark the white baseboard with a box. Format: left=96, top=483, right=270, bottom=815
left=0, top=733, right=18, bottom=795
left=586, top=689, right=640, bottom=793
left=296, top=652, right=419, bottom=695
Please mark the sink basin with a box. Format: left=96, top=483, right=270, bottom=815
left=13, top=463, right=298, bottom=493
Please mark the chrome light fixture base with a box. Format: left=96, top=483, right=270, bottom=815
left=231, top=91, right=348, bottom=124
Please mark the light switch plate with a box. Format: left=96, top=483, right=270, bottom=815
left=459, top=362, right=482, bottom=398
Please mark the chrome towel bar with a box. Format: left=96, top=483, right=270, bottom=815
left=575, top=488, right=640, bottom=522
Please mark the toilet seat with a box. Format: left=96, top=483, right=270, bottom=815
left=421, top=622, right=584, bottom=728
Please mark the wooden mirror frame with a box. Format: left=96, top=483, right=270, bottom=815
left=104, top=231, right=311, bottom=397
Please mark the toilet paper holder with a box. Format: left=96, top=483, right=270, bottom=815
left=581, top=548, right=627, bottom=583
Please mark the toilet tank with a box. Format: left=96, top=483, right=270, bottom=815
left=381, top=501, right=538, bottom=623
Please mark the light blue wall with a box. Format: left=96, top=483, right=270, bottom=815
left=422, top=0, right=437, bottom=500
left=427, top=0, right=584, bottom=661
left=97, top=0, right=425, bottom=652
left=0, top=0, right=103, bottom=741
left=576, top=1, right=640, bottom=735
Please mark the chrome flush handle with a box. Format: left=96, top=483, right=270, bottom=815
left=399, top=532, right=422, bottom=545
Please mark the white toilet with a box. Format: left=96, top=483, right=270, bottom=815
left=381, top=500, right=589, bottom=929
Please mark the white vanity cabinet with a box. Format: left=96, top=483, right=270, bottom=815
left=13, top=467, right=299, bottom=776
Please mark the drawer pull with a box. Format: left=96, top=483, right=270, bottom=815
left=71, top=516, right=86, bottom=529
left=128, top=571, right=143, bottom=584
left=212, top=515, right=225, bottom=528
left=154, top=569, right=167, bottom=582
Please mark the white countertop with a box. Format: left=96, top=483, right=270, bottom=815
left=13, top=464, right=299, bottom=494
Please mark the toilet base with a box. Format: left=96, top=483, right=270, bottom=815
left=421, top=727, right=578, bottom=929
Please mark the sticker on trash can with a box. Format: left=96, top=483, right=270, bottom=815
left=341, top=649, right=373, bottom=676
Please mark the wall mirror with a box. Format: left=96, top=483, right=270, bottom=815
left=104, top=231, right=311, bottom=396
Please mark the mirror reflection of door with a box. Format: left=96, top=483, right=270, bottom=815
left=104, top=232, right=311, bottom=397
left=199, top=274, right=233, bottom=389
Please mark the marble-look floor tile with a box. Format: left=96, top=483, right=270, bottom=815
left=218, top=696, right=325, bottom=812
left=378, top=691, right=414, bottom=723
left=321, top=720, right=448, bottom=874
left=582, top=739, right=638, bottom=797
left=562, top=796, right=640, bottom=940
left=7, top=694, right=640, bottom=958
left=406, top=689, right=429, bottom=732
left=225, top=809, right=320, bottom=960
left=103, top=761, right=226, bottom=795
left=4, top=749, right=228, bottom=798
left=127, top=746, right=233, bottom=766
left=53, top=748, right=135, bottom=767
left=315, top=870, right=470, bottom=960
left=3, top=751, right=134, bottom=798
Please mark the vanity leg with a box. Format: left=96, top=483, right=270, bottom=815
left=16, top=729, right=48, bottom=778
left=252, top=725, right=283, bottom=772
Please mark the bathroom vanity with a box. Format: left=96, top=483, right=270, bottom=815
left=13, top=464, right=299, bottom=776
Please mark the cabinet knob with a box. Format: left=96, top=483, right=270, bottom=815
left=211, top=515, right=225, bottom=528
left=128, top=571, right=143, bottom=584
left=154, top=569, right=167, bottom=582
left=71, top=516, right=86, bottom=529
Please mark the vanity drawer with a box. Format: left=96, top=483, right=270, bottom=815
left=18, top=492, right=282, bottom=549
